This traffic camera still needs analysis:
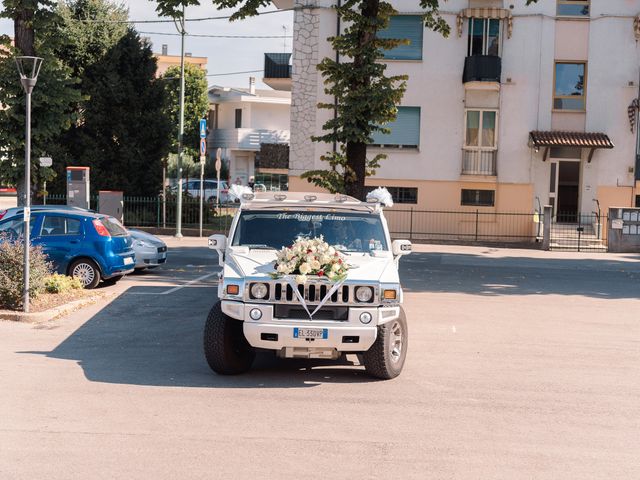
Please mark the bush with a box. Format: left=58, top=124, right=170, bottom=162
left=44, top=273, right=84, bottom=294
left=0, top=236, right=53, bottom=310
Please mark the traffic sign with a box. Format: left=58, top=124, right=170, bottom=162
left=200, top=138, right=206, bottom=156
left=39, top=157, right=52, bottom=167
left=199, top=119, right=207, bottom=139
left=215, top=148, right=222, bottom=172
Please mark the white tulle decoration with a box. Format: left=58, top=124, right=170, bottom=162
left=229, top=184, right=254, bottom=202
left=366, top=187, right=394, bottom=207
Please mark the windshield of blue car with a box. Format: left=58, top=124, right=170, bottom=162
left=231, top=210, right=388, bottom=252
left=100, top=216, right=128, bottom=237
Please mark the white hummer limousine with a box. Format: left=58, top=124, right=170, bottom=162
left=205, top=191, right=412, bottom=379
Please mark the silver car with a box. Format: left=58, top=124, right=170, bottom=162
left=129, top=229, right=168, bottom=270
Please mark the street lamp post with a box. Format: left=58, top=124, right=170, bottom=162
left=15, top=56, right=43, bottom=313
left=175, top=4, right=186, bottom=238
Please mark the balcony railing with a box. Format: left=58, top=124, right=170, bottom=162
left=462, top=55, right=501, bottom=83
left=264, top=53, right=292, bottom=79
left=208, top=128, right=290, bottom=151
left=462, top=149, right=497, bottom=176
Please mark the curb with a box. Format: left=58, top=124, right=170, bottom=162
left=0, top=292, right=115, bottom=323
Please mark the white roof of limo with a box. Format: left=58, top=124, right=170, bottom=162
left=240, top=191, right=381, bottom=212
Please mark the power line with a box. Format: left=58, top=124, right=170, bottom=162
left=140, top=31, right=292, bottom=38
left=207, top=69, right=263, bottom=77
left=76, top=7, right=298, bottom=24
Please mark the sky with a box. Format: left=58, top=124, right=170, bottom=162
left=0, top=1, right=294, bottom=90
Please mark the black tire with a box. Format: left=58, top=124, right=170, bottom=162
left=363, top=308, right=408, bottom=380
left=102, top=275, right=124, bottom=286
left=68, top=258, right=101, bottom=289
left=203, top=301, right=255, bottom=375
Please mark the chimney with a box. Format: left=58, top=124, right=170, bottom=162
left=161, top=44, right=168, bottom=55
left=249, top=76, right=256, bottom=95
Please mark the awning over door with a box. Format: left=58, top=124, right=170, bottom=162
left=529, top=130, right=614, bottom=162
left=456, top=8, right=513, bottom=38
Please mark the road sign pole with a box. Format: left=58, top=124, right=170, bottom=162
left=215, top=148, right=222, bottom=212
left=199, top=157, right=205, bottom=238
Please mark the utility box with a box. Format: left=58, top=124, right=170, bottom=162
left=608, top=207, right=640, bottom=253
left=66, top=166, right=90, bottom=209
left=98, top=190, right=124, bottom=223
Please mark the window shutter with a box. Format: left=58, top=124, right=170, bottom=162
left=379, top=15, right=423, bottom=60
left=371, top=106, right=421, bottom=147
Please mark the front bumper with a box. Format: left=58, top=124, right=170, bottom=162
left=134, top=246, right=168, bottom=268
left=221, top=301, right=401, bottom=352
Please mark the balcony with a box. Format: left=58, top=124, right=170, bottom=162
left=208, top=128, right=290, bottom=151
left=462, top=55, right=501, bottom=87
left=462, top=149, right=497, bottom=176
left=263, top=53, right=292, bottom=91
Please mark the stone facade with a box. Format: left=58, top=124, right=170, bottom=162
left=290, top=2, right=320, bottom=176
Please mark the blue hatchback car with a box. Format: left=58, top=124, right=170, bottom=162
left=0, top=209, right=135, bottom=288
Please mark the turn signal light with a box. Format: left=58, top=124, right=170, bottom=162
left=226, top=285, right=240, bottom=295
left=383, top=289, right=397, bottom=300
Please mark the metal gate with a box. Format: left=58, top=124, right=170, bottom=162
left=549, top=212, right=607, bottom=252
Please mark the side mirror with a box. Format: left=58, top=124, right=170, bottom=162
left=208, top=234, right=226, bottom=251
left=392, top=239, right=412, bottom=256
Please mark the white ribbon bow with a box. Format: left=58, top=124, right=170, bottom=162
left=285, top=277, right=345, bottom=320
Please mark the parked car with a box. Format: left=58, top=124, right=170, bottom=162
left=129, top=229, right=168, bottom=270
left=173, top=180, right=230, bottom=203
left=0, top=204, right=92, bottom=221
left=0, top=209, right=135, bottom=288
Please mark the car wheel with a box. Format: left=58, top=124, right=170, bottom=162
left=69, top=259, right=101, bottom=289
left=203, top=301, right=255, bottom=375
left=362, top=307, right=408, bottom=380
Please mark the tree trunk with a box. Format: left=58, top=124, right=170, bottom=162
left=344, top=0, right=379, bottom=200
left=345, top=141, right=367, bottom=200
left=14, top=1, right=36, bottom=56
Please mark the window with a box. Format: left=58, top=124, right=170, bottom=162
left=379, top=15, right=423, bottom=61
left=41, top=216, right=82, bottom=236
left=235, top=108, right=242, bottom=128
left=365, top=186, right=418, bottom=204
left=467, top=18, right=500, bottom=56
left=0, top=216, right=36, bottom=238
left=554, top=62, right=586, bottom=111
left=461, top=189, right=495, bottom=206
left=465, top=110, right=497, bottom=148
left=557, top=0, right=589, bottom=17
left=370, top=106, right=421, bottom=148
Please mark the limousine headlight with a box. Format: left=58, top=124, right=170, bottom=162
left=250, top=282, right=269, bottom=300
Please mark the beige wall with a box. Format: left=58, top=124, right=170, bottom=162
left=154, top=55, right=207, bottom=77
left=0, top=195, right=17, bottom=210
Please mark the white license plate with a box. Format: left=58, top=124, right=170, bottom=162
left=123, top=257, right=134, bottom=266
left=293, top=327, right=327, bottom=339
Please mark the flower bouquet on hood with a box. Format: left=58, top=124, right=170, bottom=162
left=271, top=236, right=349, bottom=284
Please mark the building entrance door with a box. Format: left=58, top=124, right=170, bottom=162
left=555, top=161, right=580, bottom=223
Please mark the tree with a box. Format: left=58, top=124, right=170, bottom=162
left=0, top=1, right=82, bottom=204
left=161, top=62, right=210, bottom=160
left=60, top=30, right=172, bottom=195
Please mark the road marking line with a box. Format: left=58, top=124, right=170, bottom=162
left=128, top=272, right=218, bottom=295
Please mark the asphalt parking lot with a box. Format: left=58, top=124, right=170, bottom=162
left=1, top=239, right=639, bottom=479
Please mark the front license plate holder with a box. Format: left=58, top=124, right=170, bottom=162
left=293, top=327, right=328, bottom=340
left=124, top=257, right=134, bottom=266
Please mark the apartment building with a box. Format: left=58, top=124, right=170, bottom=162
left=207, top=77, right=291, bottom=189
left=153, top=44, right=207, bottom=77
left=276, top=0, right=640, bottom=225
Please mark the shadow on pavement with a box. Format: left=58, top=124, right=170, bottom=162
left=400, top=252, right=640, bottom=299
left=21, top=286, right=377, bottom=388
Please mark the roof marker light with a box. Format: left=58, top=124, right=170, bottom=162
left=304, top=195, right=317, bottom=202
left=274, top=194, right=287, bottom=201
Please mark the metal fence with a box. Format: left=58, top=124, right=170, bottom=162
left=45, top=194, right=238, bottom=233
left=384, top=209, right=542, bottom=244
left=43, top=195, right=547, bottom=245
left=548, top=212, right=607, bottom=252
